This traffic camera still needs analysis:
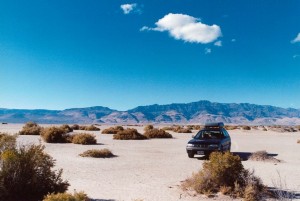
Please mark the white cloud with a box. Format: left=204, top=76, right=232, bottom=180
left=231, top=38, right=236, bottom=42
left=291, top=33, right=300, bottom=43
left=293, top=54, right=300, bottom=59
left=214, top=40, right=222, bottom=47
left=120, top=3, right=137, bottom=14
left=205, top=48, right=212, bottom=54
left=141, top=13, right=222, bottom=44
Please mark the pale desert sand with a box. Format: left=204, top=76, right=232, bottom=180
left=1, top=124, right=300, bottom=201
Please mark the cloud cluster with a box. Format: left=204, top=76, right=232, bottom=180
left=291, top=33, right=300, bottom=43
left=120, top=3, right=137, bottom=14
left=141, top=13, right=222, bottom=44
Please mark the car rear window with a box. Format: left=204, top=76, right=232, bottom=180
left=195, top=130, right=224, bottom=139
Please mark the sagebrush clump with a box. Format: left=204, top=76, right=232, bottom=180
left=0, top=133, right=16, bottom=153
left=43, top=191, right=89, bottom=201
left=0, top=136, right=69, bottom=201
left=60, top=124, right=73, bottom=133
left=242, top=126, right=251, bottom=130
left=71, top=133, right=97, bottom=145
left=249, top=150, right=280, bottom=163
left=102, top=126, right=124, bottom=134
left=79, top=149, right=114, bottom=158
left=143, top=128, right=173, bottom=138
left=144, top=124, right=154, bottom=131
left=182, top=152, right=265, bottom=200
left=71, top=124, right=80, bottom=130
left=113, top=128, right=147, bottom=140
left=41, top=126, right=71, bottom=143
left=79, top=125, right=100, bottom=131
left=19, top=121, right=42, bottom=135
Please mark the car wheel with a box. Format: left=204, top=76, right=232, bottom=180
left=188, top=153, right=194, bottom=158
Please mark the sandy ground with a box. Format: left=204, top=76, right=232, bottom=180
left=1, top=124, right=300, bottom=201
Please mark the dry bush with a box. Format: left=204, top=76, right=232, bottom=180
left=143, top=128, right=172, bottom=138
left=102, top=126, right=124, bottom=134
left=43, top=191, right=89, bottom=201
left=60, top=124, right=73, bottom=133
left=297, top=139, right=300, bottom=144
left=79, top=125, right=100, bottom=131
left=113, top=128, right=148, bottom=140
left=0, top=133, right=16, bottom=153
left=161, top=126, right=173, bottom=131
left=19, top=121, right=42, bottom=135
left=174, top=128, right=192, bottom=133
left=0, top=143, right=69, bottom=201
left=182, top=152, right=265, bottom=200
left=71, top=133, right=97, bottom=145
left=144, top=124, right=154, bottom=131
left=225, top=125, right=239, bottom=130
left=242, top=126, right=251, bottom=130
left=79, top=149, right=114, bottom=158
left=71, top=124, right=80, bottom=130
left=249, top=151, right=280, bottom=163
left=41, top=126, right=71, bottom=143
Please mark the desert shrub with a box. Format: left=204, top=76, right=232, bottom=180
left=41, top=126, right=71, bottom=143
left=0, top=144, right=69, bottom=201
left=144, top=124, right=154, bottom=131
left=249, top=151, right=280, bottom=163
left=183, top=152, right=265, bottom=199
left=43, top=191, right=89, bottom=201
left=225, top=125, right=239, bottom=130
left=19, top=121, right=42, bottom=135
left=174, top=128, right=192, bottom=133
left=113, top=128, right=147, bottom=140
left=79, top=125, right=100, bottom=131
left=79, top=149, right=114, bottom=158
left=71, top=133, right=97, bottom=145
left=297, top=139, right=300, bottom=144
left=161, top=126, right=173, bottom=131
left=102, top=126, right=124, bottom=134
left=143, top=128, right=172, bottom=138
left=0, top=133, right=16, bottom=153
left=60, top=124, right=73, bottom=133
left=71, top=124, right=80, bottom=130
left=242, top=126, right=251, bottom=130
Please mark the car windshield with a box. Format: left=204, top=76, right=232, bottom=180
left=194, top=130, right=224, bottom=139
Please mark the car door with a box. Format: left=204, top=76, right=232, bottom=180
left=221, top=129, right=231, bottom=151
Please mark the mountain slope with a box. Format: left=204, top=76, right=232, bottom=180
left=1, top=101, right=300, bottom=125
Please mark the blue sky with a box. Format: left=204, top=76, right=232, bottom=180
left=0, top=0, right=300, bottom=110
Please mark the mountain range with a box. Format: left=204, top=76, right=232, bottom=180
left=1, top=100, right=300, bottom=125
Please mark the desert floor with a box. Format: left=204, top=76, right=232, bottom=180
left=1, top=124, right=300, bottom=201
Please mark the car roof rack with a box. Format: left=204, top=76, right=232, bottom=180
left=204, top=122, right=224, bottom=128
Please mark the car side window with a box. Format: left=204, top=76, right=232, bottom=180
left=222, top=129, right=228, bottom=137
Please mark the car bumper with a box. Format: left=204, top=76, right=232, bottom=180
left=186, top=147, right=219, bottom=155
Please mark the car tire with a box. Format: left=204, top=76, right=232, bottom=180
left=188, top=153, right=194, bottom=158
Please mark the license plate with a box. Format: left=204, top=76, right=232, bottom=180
left=197, top=151, right=204, bottom=155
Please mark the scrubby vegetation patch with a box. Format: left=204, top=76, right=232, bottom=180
left=71, top=133, right=97, bottom=145
left=41, top=126, right=71, bottom=143
left=79, top=125, right=100, bottom=131
left=19, top=121, right=42, bottom=135
left=102, top=126, right=124, bottom=134
left=113, top=128, right=147, bottom=140
left=143, top=128, right=172, bottom=138
left=182, top=152, right=265, bottom=200
left=249, top=150, right=280, bottom=163
left=0, top=135, right=69, bottom=201
left=43, top=191, right=89, bottom=201
left=79, top=149, right=114, bottom=158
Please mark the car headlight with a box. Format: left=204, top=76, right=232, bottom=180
left=186, top=143, right=195, bottom=147
left=208, top=144, right=219, bottom=148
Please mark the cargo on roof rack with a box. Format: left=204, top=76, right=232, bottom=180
left=204, top=122, right=224, bottom=128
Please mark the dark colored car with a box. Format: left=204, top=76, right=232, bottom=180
left=186, top=122, right=231, bottom=158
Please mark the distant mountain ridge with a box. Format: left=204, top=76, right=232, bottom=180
left=1, top=100, right=300, bottom=125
